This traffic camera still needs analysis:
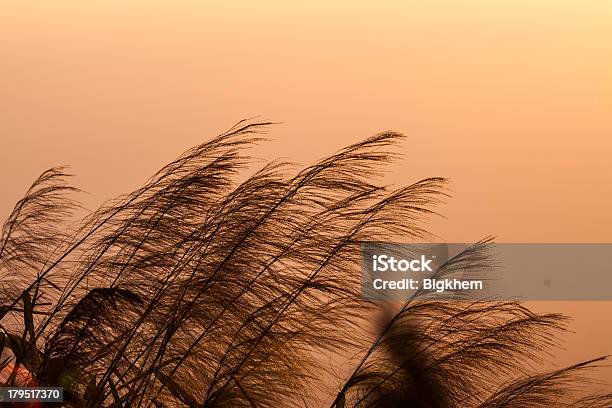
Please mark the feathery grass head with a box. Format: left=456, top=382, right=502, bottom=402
left=0, top=120, right=609, bottom=407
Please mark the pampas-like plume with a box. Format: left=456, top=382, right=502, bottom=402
left=0, top=121, right=609, bottom=407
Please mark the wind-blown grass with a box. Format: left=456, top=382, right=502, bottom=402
left=1, top=120, right=609, bottom=407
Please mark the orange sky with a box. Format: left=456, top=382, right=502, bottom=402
left=1, top=0, right=611, bottom=388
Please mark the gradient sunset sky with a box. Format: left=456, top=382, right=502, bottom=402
left=2, top=1, right=611, bottom=386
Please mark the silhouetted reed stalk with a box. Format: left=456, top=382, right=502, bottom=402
left=0, top=120, right=610, bottom=407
